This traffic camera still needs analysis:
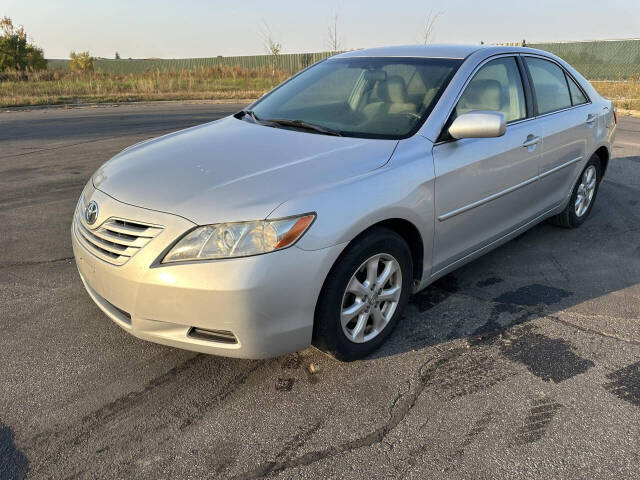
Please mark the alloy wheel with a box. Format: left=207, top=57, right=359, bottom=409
left=340, top=253, right=402, bottom=343
left=575, top=165, right=597, bottom=217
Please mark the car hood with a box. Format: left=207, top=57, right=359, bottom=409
left=93, top=116, right=398, bottom=225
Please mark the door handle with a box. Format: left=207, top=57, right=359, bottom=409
left=522, top=135, right=541, bottom=148
left=586, top=114, right=597, bottom=124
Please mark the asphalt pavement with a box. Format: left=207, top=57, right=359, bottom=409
left=1, top=102, right=639, bottom=479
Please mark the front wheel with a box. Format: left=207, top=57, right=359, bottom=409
left=313, top=228, right=413, bottom=361
left=548, top=155, right=602, bottom=228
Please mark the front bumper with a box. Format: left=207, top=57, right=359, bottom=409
left=72, top=187, right=345, bottom=359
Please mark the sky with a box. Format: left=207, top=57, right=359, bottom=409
left=4, top=0, right=640, bottom=59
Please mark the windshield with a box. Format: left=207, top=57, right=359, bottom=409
left=248, top=57, right=462, bottom=139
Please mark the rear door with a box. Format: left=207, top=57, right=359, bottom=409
left=522, top=56, right=596, bottom=208
left=432, top=55, right=542, bottom=274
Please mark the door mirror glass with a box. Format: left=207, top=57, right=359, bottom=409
left=448, top=111, right=506, bottom=139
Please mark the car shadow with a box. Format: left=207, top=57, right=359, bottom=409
left=0, top=422, right=29, bottom=480
left=368, top=176, right=640, bottom=360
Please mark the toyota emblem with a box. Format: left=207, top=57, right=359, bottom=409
left=85, top=201, right=99, bottom=225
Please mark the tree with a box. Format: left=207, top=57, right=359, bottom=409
left=260, top=21, right=282, bottom=56
left=327, top=12, right=342, bottom=52
left=23, top=45, right=47, bottom=70
left=0, top=16, right=47, bottom=71
left=0, top=16, right=25, bottom=39
left=421, top=10, right=443, bottom=44
left=69, top=51, right=94, bottom=72
left=115, top=52, right=121, bottom=60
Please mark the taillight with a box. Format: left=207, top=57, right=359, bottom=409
left=613, top=108, right=617, bottom=124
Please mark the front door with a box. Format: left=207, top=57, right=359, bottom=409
left=432, top=56, right=542, bottom=274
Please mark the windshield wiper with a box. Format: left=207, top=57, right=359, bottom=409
left=238, top=111, right=342, bottom=137
left=261, top=118, right=343, bottom=137
left=237, top=109, right=266, bottom=125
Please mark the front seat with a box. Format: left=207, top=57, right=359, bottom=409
left=455, top=78, right=503, bottom=116
left=362, top=75, right=417, bottom=121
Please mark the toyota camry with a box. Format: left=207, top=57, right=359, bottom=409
left=72, top=44, right=616, bottom=360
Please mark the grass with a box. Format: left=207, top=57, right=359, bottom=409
left=592, top=80, right=640, bottom=111
left=0, top=65, right=289, bottom=107
left=1, top=67, right=639, bottom=112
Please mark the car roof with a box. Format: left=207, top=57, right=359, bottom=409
left=333, top=44, right=546, bottom=60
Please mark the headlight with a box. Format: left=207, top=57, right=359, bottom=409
left=162, top=214, right=315, bottom=263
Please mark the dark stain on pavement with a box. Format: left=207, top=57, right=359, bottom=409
left=494, top=284, right=572, bottom=307
left=276, top=378, right=295, bottom=392
left=411, top=274, right=459, bottom=312
left=472, top=302, right=522, bottom=337
left=471, top=284, right=572, bottom=340
left=476, top=277, right=504, bottom=288
left=516, top=398, right=562, bottom=444
left=470, top=284, right=571, bottom=340
left=604, top=361, right=640, bottom=407
left=501, top=327, right=595, bottom=383
left=0, top=422, right=29, bottom=480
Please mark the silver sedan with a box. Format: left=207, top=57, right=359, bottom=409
left=72, top=44, right=616, bottom=360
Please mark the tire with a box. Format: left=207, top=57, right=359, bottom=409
left=548, top=154, right=602, bottom=228
left=313, top=227, right=413, bottom=361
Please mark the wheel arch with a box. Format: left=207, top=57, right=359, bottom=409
left=311, top=217, right=424, bottom=347
left=369, top=219, right=424, bottom=286
left=322, top=218, right=425, bottom=289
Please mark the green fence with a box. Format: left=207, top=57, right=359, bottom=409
left=529, top=39, right=640, bottom=80
left=47, top=39, right=640, bottom=80
left=47, top=51, right=340, bottom=75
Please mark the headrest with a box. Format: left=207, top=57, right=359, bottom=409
left=378, top=75, right=407, bottom=103
left=460, top=79, right=502, bottom=111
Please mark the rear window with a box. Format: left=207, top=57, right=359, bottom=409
left=567, top=75, right=588, bottom=106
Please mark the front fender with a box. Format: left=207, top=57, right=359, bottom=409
left=271, top=135, right=436, bottom=279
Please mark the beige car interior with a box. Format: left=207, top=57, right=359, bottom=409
left=455, top=60, right=526, bottom=123
left=362, top=75, right=418, bottom=118
left=357, top=70, right=442, bottom=132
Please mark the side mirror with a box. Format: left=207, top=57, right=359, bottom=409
left=448, top=111, right=506, bottom=139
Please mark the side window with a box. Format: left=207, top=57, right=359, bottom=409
left=566, top=75, right=588, bottom=105
left=525, top=57, right=572, bottom=114
left=455, top=57, right=526, bottom=123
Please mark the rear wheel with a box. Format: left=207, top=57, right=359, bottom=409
left=548, top=155, right=602, bottom=228
left=313, top=228, right=412, bottom=361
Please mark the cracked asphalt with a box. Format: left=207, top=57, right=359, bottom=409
left=1, top=102, right=639, bottom=480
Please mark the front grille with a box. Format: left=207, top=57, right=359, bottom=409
left=73, top=201, right=163, bottom=266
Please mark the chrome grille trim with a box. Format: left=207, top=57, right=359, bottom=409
left=73, top=201, right=163, bottom=266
